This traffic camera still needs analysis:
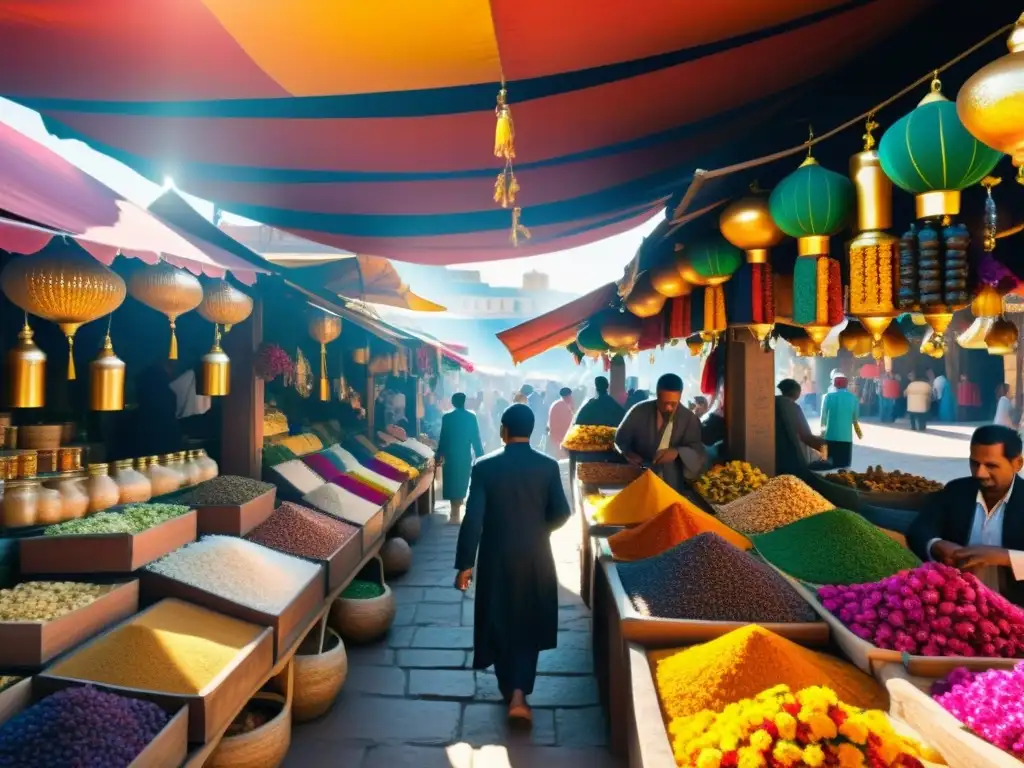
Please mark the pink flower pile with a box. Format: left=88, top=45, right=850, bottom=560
left=817, top=562, right=1024, bottom=657
left=933, top=663, right=1024, bottom=758
left=255, top=343, right=295, bottom=381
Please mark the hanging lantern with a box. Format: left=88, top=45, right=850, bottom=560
left=199, top=325, right=231, bottom=397
left=972, top=284, right=1004, bottom=319
left=920, top=328, right=945, bottom=359
left=790, top=335, right=819, bottom=357
left=624, top=272, right=666, bottom=318
left=89, top=319, right=125, bottom=411
left=769, top=150, right=852, bottom=335
left=677, top=235, right=743, bottom=342
left=197, top=279, right=253, bottom=332
left=957, top=15, right=1024, bottom=185
left=308, top=311, right=342, bottom=402
left=719, top=190, right=783, bottom=264
left=128, top=262, right=203, bottom=360
left=577, top=323, right=610, bottom=357
left=684, top=334, right=705, bottom=357
left=985, top=317, right=1019, bottom=356
left=839, top=320, right=873, bottom=358
left=1, top=245, right=126, bottom=380
left=599, top=310, right=642, bottom=349
left=352, top=347, right=370, bottom=365
left=958, top=317, right=995, bottom=350
left=8, top=318, right=46, bottom=409
left=880, top=324, right=910, bottom=359
left=650, top=259, right=691, bottom=298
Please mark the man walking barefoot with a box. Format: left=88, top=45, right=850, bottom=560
left=454, top=404, right=570, bottom=723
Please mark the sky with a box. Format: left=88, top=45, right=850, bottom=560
left=0, top=97, right=660, bottom=296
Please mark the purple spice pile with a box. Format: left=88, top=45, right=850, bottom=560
left=0, top=685, right=169, bottom=767
left=617, top=532, right=817, bottom=623
left=247, top=502, right=359, bottom=560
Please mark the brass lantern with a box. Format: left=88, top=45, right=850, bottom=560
left=308, top=311, right=342, bottom=401
left=197, top=279, right=253, bottom=332
left=90, top=318, right=125, bottom=411
left=719, top=191, right=783, bottom=264
left=199, top=325, right=230, bottom=396
left=1, top=246, right=126, bottom=380
left=599, top=311, right=642, bottom=349
left=624, top=272, right=666, bottom=318
left=985, top=317, right=1019, bottom=356
left=8, top=318, right=46, bottom=409
left=972, top=285, right=1004, bottom=319
left=839, top=319, right=873, bottom=358
left=650, top=259, right=691, bottom=298
left=128, top=262, right=203, bottom=360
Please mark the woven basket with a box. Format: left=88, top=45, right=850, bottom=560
left=395, top=513, right=421, bottom=544
left=18, top=425, right=62, bottom=451
left=208, top=692, right=291, bottom=768
left=329, top=561, right=396, bottom=643
left=576, top=462, right=642, bottom=486
left=293, top=627, right=348, bottom=723
left=381, top=538, right=413, bottom=577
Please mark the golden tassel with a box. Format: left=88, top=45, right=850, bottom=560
left=704, top=289, right=715, bottom=333
left=67, top=337, right=76, bottom=381
left=494, top=169, right=520, bottom=209
left=510, top=207, right=531, bottom=247
left=815, top=257, right=829, bottom=326
left=319, top=342, right=329, bottom=402
left=715, top=285, right=726, bottom=330
left=169, top=320, right=178, bottom=360
left=494, top=87, right=515, bottom=161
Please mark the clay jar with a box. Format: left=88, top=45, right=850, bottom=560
left=46, top=474, right=88, bottom=521
left=114, top=459, right=152, bottom=504
left=86, top=463, right=120, bottom=514
left=2, top=480, right=39, bottom=528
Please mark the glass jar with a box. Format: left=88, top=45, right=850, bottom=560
left=37, top=449, right=58, bottom=474
left=86, top=463, right=120, bottom=514
left=36, top=485, right=63, bottom=525
left=2, top=480, right=38, bottom=528
left=0, top=456, right=14, bottom=482
left=180, top=450, right=201, bottom=487
left=195, top=449, right=219, bottom=482
left=114, top=459, right=152, bottom=504
left=58, top=447, right=82, bottom=473
left=47, top=474, right=88, bottom=520
left=16, top=450, right=37, bottom=479
left=150, top=456, right=182, bottom=496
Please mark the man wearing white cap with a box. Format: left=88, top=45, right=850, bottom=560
left=819, top=370, right=861, bottom=469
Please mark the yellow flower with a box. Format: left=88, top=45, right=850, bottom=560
left=696, top=748, right=723, bottom=768
left=876, top=738, right=902, bottom=765
left=837, top=743, right=866, bottom=768
left=718, top=730, right=739, bottom=752
left=737, top=747, right=767, bottom=768
left=802, top=744, right=826, bottom=767
left=839, top=717, right=869, bottom=745
left=772, top=741, right=804, bottom=767
left=748, top=728, right=773, bottom=752
left=805, top=712, right=838, bottom=741
left=773, top=712, right=797, bottom=741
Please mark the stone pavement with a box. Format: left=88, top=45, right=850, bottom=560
left=286, top=494, right=622, bottom=768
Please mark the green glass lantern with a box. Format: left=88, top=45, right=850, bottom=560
left=769, top=156, right=854, bottom=256
left=879, top=76, right=1003, bottom=219
left=576, top=322, right=610, bottom=355
left=676, top=235, right=743, bottom=286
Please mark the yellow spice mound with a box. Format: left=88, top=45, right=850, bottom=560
left=592, top=470, right=685, bottom=525
left=49, top=599, right=264, bottom=695
left=650, top=625, right=886, bottom=720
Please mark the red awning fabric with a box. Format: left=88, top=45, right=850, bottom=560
left=0, top=122, right=269, bottom=283
left=497, top=283, right=617, bottom=364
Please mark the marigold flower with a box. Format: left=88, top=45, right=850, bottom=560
left=772, top=740, right=803, bottom=767
left=696, top=748, right=723, bottom=768
left=806, top=712, right=838, bottom=741
left=773, top=711, right=797, bottom=741
left=737, top=746, right=767, bottom=768
left=802, top=743, right=826, bottom=767
left=836, top=743, right=866, bottom=768
left=748, top=729, right=773, bottom=752
left=839, top=717, right=869, bottom=745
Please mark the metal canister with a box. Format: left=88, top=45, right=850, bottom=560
left=58, top=447, right=83, bottom=473
left=37, top=449, right=58, bottom=474
left=17, top=450, right=37, bottom=479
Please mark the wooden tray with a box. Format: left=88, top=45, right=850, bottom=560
left=625, top=642, right=676, bottom=768
left=0, top=677, right=188, bottom=768
left=19, top=511, right=198, bottom=575
left=310, top=533, right=363, bottom=594
left=41, top=598, right=274, bottom=743
left=0, top=580, right=139, bottom=669
left=397, top=470, right=434, bottom=516
left=140, top=567, right=325, bottom=661
left=191, top=487, right=277, bottom=536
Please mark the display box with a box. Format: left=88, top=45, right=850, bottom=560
left=19, top=511, right=198, bottom=575
left=190, top=487, right=276, bottom=536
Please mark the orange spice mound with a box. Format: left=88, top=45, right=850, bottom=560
left=608, top=502, right=750, bottom=561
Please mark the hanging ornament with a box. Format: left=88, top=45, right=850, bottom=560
left=199, top=325, right=231, bottom=397
left=197, top=279, right=253, bottom=332
left=624, top=272, right=666, bottom=318
left=957, top=14, right=1024, bottom=185
left=719, top=186, right=784, bottom=264
left=880, top=324, right=910, bottom=359
left=684, top=334, right=706, bottom=357
left=90, top=316, right=125, bottom=411
left=650, top=258, right=691, bottom=298
left=666, top=296, right=691, bottom=340
left=985, top=317, right=1019, bottom=356
left=599, top=310, right=642, bottom=349
left=839, top=319, right=873, bottom=358
left=920, top=328, right=945, bottom=359
left=308, top=311, right=342, bottom=402
left=576, top=322, right=610, bottom=357
left=972, top=284, right=1004, bottom=319
left=676, top=234, right=743, bottom=344
left=1, top=244, right=126, bottom=380
left=8, top=316, right=46, bottom=409
left=769, top=131, right=852, bottom=341
left=128, top=262, right=203, bottom=360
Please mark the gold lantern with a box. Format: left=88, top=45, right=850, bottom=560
left=880, top=325, right=910, bottom=359
left=624, top=272, right=666, bottom=318
left=197, top=279, right=253, bottom=332
left=650, top=259, right=691, bottom=298
left=920, top=328, right=945, bottom=359
left=972, top=285, right=1004, bottom=318
left=839, top=320, right=873, bottom=358
left=719, top=190, right=783, bottom=264
left=90, top=318, right=125, bottom=411
left=308, top=311, right=342, bottom=401
left=8, top=318, right=46, bottom=409
left=957, top=14, right=1024, bottom=184
left=127, top=262, right=203, bottom=360
left=352, top=347, right=370, bottom=365
left=791, top=336, right=820, bottom=357
left=685, top=334, right=705, bottom=357
left=599, top=311, right=642, bottom=349
left=199, top=325, right=230, bottom=396
left=1, top=247, right=126, bottom=380
left=985, top=317, right=1019, bottom=356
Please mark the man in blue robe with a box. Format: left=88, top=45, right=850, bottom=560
left=437, top=393, right=484, bottom=524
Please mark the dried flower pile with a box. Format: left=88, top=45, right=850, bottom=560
left=694, top=461, right=769, bottom=505
left=174, top=476, right=274, bottom=506
left=932, top=663, right=1024, bottom=758
left=825, top=466, right=943, bottom=493
left=561, top=425, right=617, bottom=452
left=716, top=476, right=832, bottom=535
left=0, top=581, right=107, bottom=622
left=44, top=503, right=191, bottom=536
left=608, top=503, right=750, bottom=561
left=247, top=502, right=359, bottom=560
left=255, top=343, right=294, bottom=381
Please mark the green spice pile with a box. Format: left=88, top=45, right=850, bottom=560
left=174, top=476, right=274, bottom=506
left=341, top=580, right=385, bottom=600
left=752, top=508, right=921, bottom=585
left=0, top=581, right=107, bottom=621
left=263, top=443, right=297, bottom=467
left=44, top=503, right=191, bottom=536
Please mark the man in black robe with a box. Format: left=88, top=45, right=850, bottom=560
left=573, top=375, right=626, bottom=428
left=454, top=403, right=570, bottom=723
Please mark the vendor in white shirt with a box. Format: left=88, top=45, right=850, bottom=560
left=908, top=425, right=1024, bottom=605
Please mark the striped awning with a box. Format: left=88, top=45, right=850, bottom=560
left=0, top=0, right=928, bottom=263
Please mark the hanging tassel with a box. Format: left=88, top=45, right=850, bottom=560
left=826, top=258, right=843, bottom=326
left=319, top=342, right=329, bottom=401
left=494, top=87, right=515, bottom=161
left=66, top=336, right=76, bottom=381
left=510, top=207, right=531, bottom=246
left=983, top=176, right=1001, bottom=252
left=493, top=169, right=520, bottom=209
left=169, top=320, right=178, bottom=360
left=815, top=257, right=829, bottom=326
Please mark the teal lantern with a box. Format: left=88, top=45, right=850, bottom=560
left=576, top=322, right=609, bottom=356
left=676, top=236, right=743, bottom=287
left=878, top=76, right=1003, bottom=219
left=769, top=156, right=854, bottom=256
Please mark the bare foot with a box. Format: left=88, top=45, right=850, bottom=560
left=507, top=691, right=532, bottom=725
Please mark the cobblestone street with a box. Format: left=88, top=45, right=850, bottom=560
left=286, top=489, right=620, bottom=768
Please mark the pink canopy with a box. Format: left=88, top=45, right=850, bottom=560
left=0, top=122, right=268, bottom=283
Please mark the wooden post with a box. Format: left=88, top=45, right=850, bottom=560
left=220, top=295, right=263, bottom=478
left=724, top=329, right=776, bottom=474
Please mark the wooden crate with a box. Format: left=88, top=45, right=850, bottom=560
left=0, top=579, right=139, bottom=669
left=19, top=511, right=198, bottom=575
left=41, top=598, right=274, bottom=743
left=0, top=677, right=189, bottom=768
left=191, top=488, right=276, bottom=536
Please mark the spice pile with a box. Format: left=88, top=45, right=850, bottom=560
left=375, top=451, right=418, bottom=479
left=261, top=443, right=296, bottom=467
left=147, top=536, right=321, bottom=613
left=933, top=663, right=1024, bottom=758
left=575, top=462, right=641, bottom=486
left=247, top=502, right=359, bottom=560
left=825, top=466, right=943, bottom=493
left=341, top=580, right=385, bottom=599
left=384, top=444, right=429, bottom=471
left=303, top=483, right=381, bottom=524
left=694, top=460, right=769, bottom=505
left=607, top=502, right=750, bottom=561
left=667, top=683, right=939, bottom=768
left=270, top=459, right=325, bottom=494
left=44, top=503, right=191, bottom=536
left=561, top=425, right=617, bottom=452
left=0, top=685, right=171, bottom=768
left=651, top=626, right=886, bottom=719
left=818, top=562, right=1024, bottom=656
left=591, top=470, right=685, bottom=525
left=715, top=475, right=832, bottom=534
left=174, top=476, right=274, bottom=506
left=0, top=581, right=107, bottom=621
left=753, top=509, right=921, bottom=584
left=619, top=533, right=816, bottom=623
left=328, top=446, right=403, bottom=492
left=49, top=599, right=264, bottom=695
